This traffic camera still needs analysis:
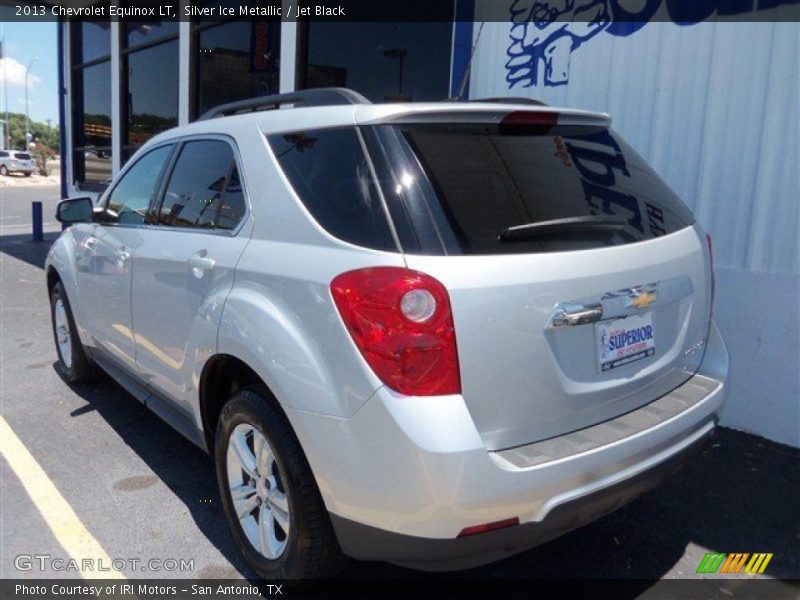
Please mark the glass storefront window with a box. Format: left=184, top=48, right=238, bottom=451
left=72, top=61, right=111, bottom=189
left=124, top=39, right=179, bottom=159
left=72, top=22, right=111, bottom=65
left=194, top=20, right=281, bottom=118
left=71, top=21, right=113, bottom=189
left=301, top=22, right=453, bottom=102
left=126, top=21, right=180, bottom=47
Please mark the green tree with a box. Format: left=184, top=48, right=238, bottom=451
left=2, top=112, right=59, bottom=152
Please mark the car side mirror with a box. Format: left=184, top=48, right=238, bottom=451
left=56, top=197, right=94, bottom=224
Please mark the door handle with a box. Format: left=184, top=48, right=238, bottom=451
left=188, top=253, right=215, bottom=278
left=548, top=302, right=604, bottom=329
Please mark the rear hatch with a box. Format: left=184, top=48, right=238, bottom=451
left=358, top=108, right=713, bottom=450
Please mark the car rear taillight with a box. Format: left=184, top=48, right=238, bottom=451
left=706, top=232, right=715, bottom=312
left=331, top=267, right=461, bottom=396
left=458, top=517, right=520, bottom=537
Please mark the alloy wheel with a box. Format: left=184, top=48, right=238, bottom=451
left=226, top=423, right=291, bottom=559
left=54, top=298, right=73, bottom=369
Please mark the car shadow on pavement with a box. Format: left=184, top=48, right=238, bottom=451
left=58, top=366, right=255, bottom=579
left=59, top=360, right=800, bottom=582
left=0, top=233, right=59, bottom=271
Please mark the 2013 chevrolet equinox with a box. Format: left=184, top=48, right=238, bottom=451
left=46, top=89, right=728, bottom=579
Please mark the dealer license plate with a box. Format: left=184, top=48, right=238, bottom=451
left=596, top=312, right=655, bottom=372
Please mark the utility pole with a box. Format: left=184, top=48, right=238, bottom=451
left=24, top=57, right=37, bottom=150
left=1, top=30, right=8, bottom=149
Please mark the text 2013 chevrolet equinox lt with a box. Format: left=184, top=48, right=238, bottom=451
left=47, top=89, right=728, bottom=578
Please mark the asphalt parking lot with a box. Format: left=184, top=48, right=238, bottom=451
left=1, top=186, right=798, bottom=594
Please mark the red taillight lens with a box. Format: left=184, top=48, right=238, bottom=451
left=499, top=110, right=558, bottom=135
left=706, top=232, right=715, bottom=311
left=331, top=267, right=461, bottom=396
left=458, top=517, right=520, bottom=538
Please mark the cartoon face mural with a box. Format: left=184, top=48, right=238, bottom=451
left=507, top=1, right=611, bottom=88
left=506, top=0, right=799, bottom=88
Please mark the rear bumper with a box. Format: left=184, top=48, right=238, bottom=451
left=287, top=322, right=728, bottom=569
left=331, top=426, right=713, bottom=571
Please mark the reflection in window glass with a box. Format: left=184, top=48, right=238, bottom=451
left=107, top=145, right=172, bottom=225
left=217, top=167, right=246, bottom=230
left=268, top=129, right=395, bottom=251
left=72, top=60, right=112, bottom=187
left=80, top=62, right=112, bottom=148
left=160, top=141, right=234, bottom=228
left=195, top=20, right=281, bottom=117
left=74, top=22, right=111, bottom=64
left=302, top=22, right=452, bottom=102
left=126, top=21, right=180, bottom=47
left=124, top=40, right=179, bottom=158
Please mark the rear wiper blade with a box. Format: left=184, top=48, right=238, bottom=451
left=499, top=216, right=628, bottom=242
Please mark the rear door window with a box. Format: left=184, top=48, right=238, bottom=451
left=267, top=128, right=396, bottom=252
left=368, top=123, right=695, bottom=255
left=158, top=140, right=244, bottom=230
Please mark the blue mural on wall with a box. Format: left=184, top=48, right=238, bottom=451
left=506, top=0, right=800, bottom=88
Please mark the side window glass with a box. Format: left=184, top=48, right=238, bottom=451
left=107, top=145, right=172, bottom=225
left=159, top=140, right=236, bottom=229
left=267, top=128, right=396, bottom=251
left=215, top=165, right=246, bottom=230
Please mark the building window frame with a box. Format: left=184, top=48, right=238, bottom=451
left=69, top=20, right=113, bottom=191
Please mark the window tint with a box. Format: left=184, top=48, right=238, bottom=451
left=216, top=166, right=246, bottom=230
left=0, top=151, right=8, bottom=157
left=268, top=128, right=396, bottom=251
left=159, top=140, right=243, bottom=229
left=107, top=145, right=172, bottom=225
left=369, top=124, right=694, bottom=255
left=14, top=153, right=31, bottom=160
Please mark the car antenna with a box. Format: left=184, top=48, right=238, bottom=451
left=453, top=21, right=485, bottom=101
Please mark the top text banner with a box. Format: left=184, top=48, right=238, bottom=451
left=1, top=0, right=799, bottom=22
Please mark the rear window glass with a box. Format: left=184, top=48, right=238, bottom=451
left=14, top=153, right=31, bottom=160
left=267, top=128, right=396, bottom=252
left=368, top=124, right=694, bottom=255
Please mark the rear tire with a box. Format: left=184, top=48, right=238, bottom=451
left=215, top=388, right=347, bottom=580
left=50, top=281, right=95, bottom=384
left=24, top=171, right=32, bottom=177
left=0, top=165, right=8, bottom=176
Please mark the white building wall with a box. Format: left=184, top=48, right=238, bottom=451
left=469, top=20, right=800, bottom=446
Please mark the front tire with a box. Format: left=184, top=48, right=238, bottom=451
left=50, top=281, right=95, bottom=383
left=215, top=388, right=347, bottom=580
left=24, top=171, right=32, bottom=177
left=0, top=165, right=8, bottom=176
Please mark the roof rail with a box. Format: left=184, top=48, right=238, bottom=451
left=197, top=88, right=371, bottom=121
left=468, top=97, right=549, bottom=107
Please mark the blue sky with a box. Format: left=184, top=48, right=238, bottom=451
left=0, top=21, right=58, bottom=126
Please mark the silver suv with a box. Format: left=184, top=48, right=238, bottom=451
left=0, top=150, right=34, bottom=176
left=47, top=89, right=728, bottom=578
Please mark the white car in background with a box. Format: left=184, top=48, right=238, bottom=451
left=0, top=150, right=34, bottom=176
